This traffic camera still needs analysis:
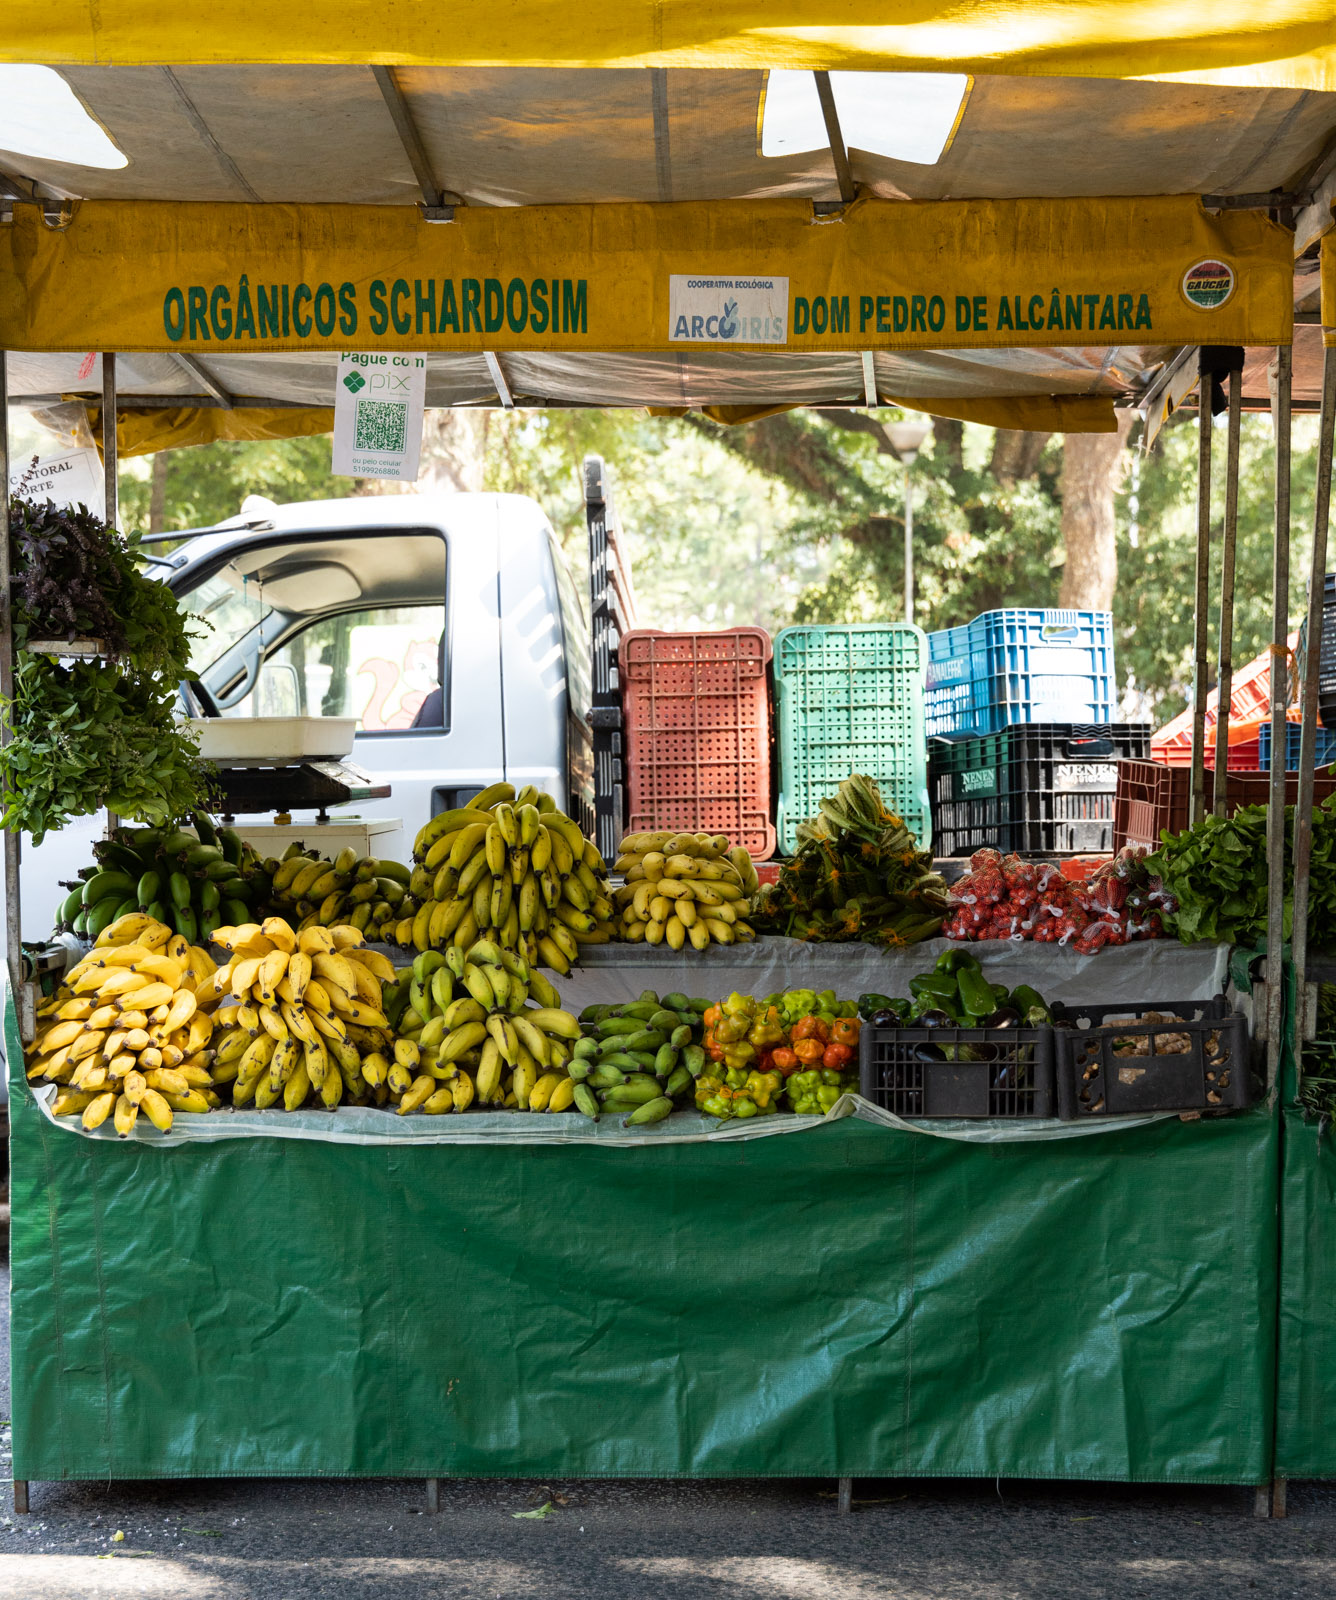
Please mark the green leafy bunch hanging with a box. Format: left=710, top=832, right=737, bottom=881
left=3, top=489, right=211, bottom=843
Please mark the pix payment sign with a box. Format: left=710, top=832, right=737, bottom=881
left=332, top=352, right=426, bottom=480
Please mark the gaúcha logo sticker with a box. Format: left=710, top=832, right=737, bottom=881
left=343, top=371, right=366, bottom=393
left=1181, top=259, right=1235, bottom=311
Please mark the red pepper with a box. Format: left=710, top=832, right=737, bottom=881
left=822, top=1042, right=853, bottom=1070
left=771, top=1046, right=799, bottom=1074
left=791, top=1015, right=826, bottom=1042
left=829, top=1017, right=860, bottom=1047
left=793, top=1037, right=825, bottom=1064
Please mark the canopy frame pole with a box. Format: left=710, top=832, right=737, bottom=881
left=1291, top=341, right=1336, bottom=1060
left=813, top=72, right=855, bottom=205
left=102, top=353, right=118, bottom=532
left=172, top=353, right=233, bottom=410
left=483, top=352, right=515, bottom=409
left=1212, top=364, right=1244, bottom=817
left=370, top=65, right=458, bottom=219
left=1190, top=360, right=1213, bottom=827
left=0, top=349, right=29, bottom=1044
left=860, top=352, right=877, bottom=407
left=1266, top=345, right=1293, bottom=1087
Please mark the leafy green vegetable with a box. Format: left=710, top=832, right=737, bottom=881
left=3, top=492, right=211, bottom=842
left=753, top=773, right=948, bottom=946
left=1299, top=984, right=1336, bottom=1124
left=1146, top=796, right=1336, bottom=950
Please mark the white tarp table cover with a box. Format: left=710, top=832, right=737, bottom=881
left=26, top=937, right=1230, bottom=1149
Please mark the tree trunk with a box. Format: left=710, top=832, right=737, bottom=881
left=932, top=418, right=965, bottom=474
left=148, top=450, right=168, bottom=532
left=420, top=409, right=489, bottom=493
left=990, top=429, right=1052, bottom=487
left=1057, top=413, right=1133, bottom=610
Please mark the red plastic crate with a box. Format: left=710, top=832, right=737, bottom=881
left=619, top=628, right=776, bottom=860
left=1113, top=758, right=1336, bottom=850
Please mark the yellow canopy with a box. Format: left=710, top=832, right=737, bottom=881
left=0, top=196, right=1291, bottom=356
left=652, top=395, right=1117, bottom=430
left=6, top=2, right=1336, bottom=90
left=83, top=404, right=335, bottom=457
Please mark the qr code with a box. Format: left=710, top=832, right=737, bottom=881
left=354, top=399, right=406, bottom=454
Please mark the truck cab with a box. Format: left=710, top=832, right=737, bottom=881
left=19, top=491, right=594, bottom=931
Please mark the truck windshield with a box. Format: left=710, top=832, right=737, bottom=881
left=184, top=570, right=269, bottom=680
left=181, top=549, right=447, bottom=731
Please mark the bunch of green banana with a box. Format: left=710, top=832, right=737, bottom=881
left=571, top=989, right=710, bottom=1125
left=58, top=812, right=259, bottom=945
left=264, top=844, right=411, bottom=939
left=612, top=832, right=759, bottom=949
left=205, top=916, right=418, bottom=1112
left=394, top=939, right=583, bottom=1111
left=392, top=781, right=617, bottom=975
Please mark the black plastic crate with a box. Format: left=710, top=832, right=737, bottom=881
left=929, top=722, right=1152, bottom=858
left=859, top=1023, right=1056, bottom=1119
left=1317, top=573, right=1336, bottom=729
left=1053, top=995, right=1251, bottom=1119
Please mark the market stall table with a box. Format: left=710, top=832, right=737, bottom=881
left=6, top=939, right=1277, bottom=1496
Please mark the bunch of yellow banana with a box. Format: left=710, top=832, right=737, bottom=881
left=394, top=939, right=583, bottom=1111
left=205, top=916, right=409, bottom=1112
left=612, top=833, right=759, bottom=949
left=29, top=912, right=227, bottom=1134
left=391, top=781, right=616, bottom=976
left=264, top=844, right=410, bottom=939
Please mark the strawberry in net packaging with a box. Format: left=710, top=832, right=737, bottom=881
left=942, top=847, right=1176, bottom=953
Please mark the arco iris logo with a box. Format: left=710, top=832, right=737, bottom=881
left=1182, top=259, right=1235, bottom=310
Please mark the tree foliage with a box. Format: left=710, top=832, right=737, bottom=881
left=105, top=401, right=1320, bottom=728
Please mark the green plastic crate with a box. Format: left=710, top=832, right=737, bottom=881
left=773, top=623, right=931, bottom=854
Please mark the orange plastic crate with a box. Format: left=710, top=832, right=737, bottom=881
left=619, top=628, right=776, bottom=860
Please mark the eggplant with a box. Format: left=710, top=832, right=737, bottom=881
left=870, top=1008, right=900, bottom=1028
left=917, top=1008, right=955, bottom=1029
left=979, top=1006, right=1021, bottom=1030
left=913, top=1042, right=947, bottom=1064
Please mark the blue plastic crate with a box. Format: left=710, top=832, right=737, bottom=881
left=1257, top=721, right=1336, bottom=771
left=925, top=608, right=1115, bottom=736
left=773, top=623, right=930, bottom=855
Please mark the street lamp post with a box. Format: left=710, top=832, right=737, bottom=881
left=885, top=420, right=930, bottom=625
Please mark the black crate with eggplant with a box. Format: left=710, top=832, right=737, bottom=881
left=857, top=952, right=1056, bottom=1120
left=1052, top=995, right=1251, bottom=1119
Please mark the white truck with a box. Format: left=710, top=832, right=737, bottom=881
left=19, top=471, right=636, bottom=936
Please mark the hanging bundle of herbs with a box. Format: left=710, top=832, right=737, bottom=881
left=753, top=773, right=949, bottom=946
left=3, top=489, right=211, bottom=843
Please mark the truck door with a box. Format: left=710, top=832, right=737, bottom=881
left=176, top=516, right=505, bottom=864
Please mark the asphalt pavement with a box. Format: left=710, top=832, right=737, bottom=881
left=0, top=1250, right=1332, bottom=1600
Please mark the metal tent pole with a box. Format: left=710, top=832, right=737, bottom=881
left=1291, top=342, right=1336, bottom=1060
left=1190, top=362, right=1213, bottom=827
left=903, top=461, right=914, bottom=625
left=102, top=353, right=118, bottom=530
left=1212, top=365, right=1244, bottom=816
left=0, top=350, right=25, bottom=1042
left=1266, top=346, right=1293, bottom=1087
